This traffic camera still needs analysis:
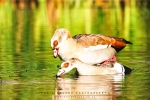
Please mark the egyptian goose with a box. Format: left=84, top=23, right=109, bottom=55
left=56, top=59, right=132, bottom=77
left=51, top=28, right=132, bottom=65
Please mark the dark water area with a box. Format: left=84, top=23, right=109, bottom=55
left=0, top=0, right=150, bottom=100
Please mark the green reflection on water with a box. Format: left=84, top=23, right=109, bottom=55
left=0, top=0, right=150, bottom=100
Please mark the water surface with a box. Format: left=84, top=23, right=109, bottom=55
left=0, top=0, right=150, bottom=100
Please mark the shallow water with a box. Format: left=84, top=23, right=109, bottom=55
left=0, top=0, right=150, bottom=100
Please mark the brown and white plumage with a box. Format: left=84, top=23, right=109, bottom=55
left=51, top=28, right=132, bottom=64
left=56, top=59, right=132, bottom=76
left=73, top=34, right=132, bottom=52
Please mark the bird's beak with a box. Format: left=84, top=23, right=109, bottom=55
left=56, top=69, right=65, bottom=78
left=53, top=49, right=58, bottom=58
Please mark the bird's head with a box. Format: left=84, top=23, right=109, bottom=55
left=50, top=28, right=71, bottom=58
left=56, top=59, right=77, bottom=77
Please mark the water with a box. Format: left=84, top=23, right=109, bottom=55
left=0, top=0, right=150, bottom=100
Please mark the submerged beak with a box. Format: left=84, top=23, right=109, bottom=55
left=53, top=49, right=58, bottom=58
left=56, top=69, right=65, bottom=78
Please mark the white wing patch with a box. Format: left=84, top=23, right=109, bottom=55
left=84, top=44, right=111, bottom=51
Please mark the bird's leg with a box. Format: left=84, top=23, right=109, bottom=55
left=102, top=56, right=117, bottom=64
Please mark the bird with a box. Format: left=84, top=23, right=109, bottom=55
left=51, top=28, right=132, bottom=65
left=56, top=58, right=132, bottom=77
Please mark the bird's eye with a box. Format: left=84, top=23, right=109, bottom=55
left=64, top=63, right=69, bottom=68
left=53, top=40, right=58, bottom=48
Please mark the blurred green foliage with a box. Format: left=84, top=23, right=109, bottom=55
left=0, top=0, right=150, bottom=99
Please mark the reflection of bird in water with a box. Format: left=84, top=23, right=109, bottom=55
left=53, top=75, right=124, bottom=100
left=56, top=58, right=132, bottom=77
left=51, top=28, right=132, bottom=65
